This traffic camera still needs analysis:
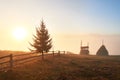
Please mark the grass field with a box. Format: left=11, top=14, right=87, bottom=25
left=0, top=50, right=29, bottom=56
left=0, top=54, right=120, bottom=80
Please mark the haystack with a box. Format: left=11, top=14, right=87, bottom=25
left=96, top=45, right=109, bottom=56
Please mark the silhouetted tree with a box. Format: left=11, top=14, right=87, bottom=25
left=29, top=20, right=52, bottom=60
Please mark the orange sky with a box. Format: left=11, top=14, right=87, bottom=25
left=0, top=0, right=120, bottom=55
left=0, top=27, right=120, bottom=55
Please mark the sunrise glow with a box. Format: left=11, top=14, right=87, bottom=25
left=12, top=27, right=27, bottom=41
left=0, top=0, right=119, bottom=55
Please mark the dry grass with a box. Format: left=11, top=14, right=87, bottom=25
left=0, top=54, right=120, bottom=80
left=0, top=50, right=29, bottom=56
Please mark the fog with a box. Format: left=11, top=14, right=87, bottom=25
left=53, top=34, right=120, bottom=55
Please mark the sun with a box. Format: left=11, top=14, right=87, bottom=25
left=12, top=27, right=27, bottom=40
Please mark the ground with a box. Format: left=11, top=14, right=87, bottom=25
left=0, top=54, right=120, bottom=80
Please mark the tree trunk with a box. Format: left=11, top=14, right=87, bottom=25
left=42, top=52, right=44, bottom=60
left=53, top=51, right=54, bottom=57
left=58, top=51, right=60, bottom=56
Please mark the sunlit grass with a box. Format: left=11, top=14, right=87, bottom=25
left=0, top=54, right=120, bottom=80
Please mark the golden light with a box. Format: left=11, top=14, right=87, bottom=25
left=12, top=27, right=28, bottom=40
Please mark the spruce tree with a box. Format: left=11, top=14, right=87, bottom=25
left=29, top=20, right=52, bottom=59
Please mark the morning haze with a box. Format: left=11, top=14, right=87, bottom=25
left=0, top=0, right=120, bottom=55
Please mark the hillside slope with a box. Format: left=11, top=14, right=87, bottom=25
left=0, top=54, right=120, bottom=80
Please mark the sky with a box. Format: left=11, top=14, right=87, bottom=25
left=0, top=0, right=120, bottom=55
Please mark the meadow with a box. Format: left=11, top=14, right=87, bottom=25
left=0, top=50, right=29, bottom=56
left=0, top=53, right=120, bottom=80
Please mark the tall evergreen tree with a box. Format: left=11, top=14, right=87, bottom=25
left=29, top=20, right=52, bottom=59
